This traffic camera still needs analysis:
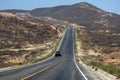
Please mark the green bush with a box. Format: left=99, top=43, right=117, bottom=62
left=90, top=61, right=120, bottom=78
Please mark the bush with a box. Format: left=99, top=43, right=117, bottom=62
left=90, top=61, right=120, bottom=77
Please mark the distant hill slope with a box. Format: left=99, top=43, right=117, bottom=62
left=31, top=2, right=120, bottom=28
left=1, top=2, right=120, bottom=28
left=31, top=2, right=102, bottom=20
left=1, top=9, right=30, bottom=14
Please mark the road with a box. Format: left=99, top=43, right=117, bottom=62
left=0, top=26, right=88, bottom=80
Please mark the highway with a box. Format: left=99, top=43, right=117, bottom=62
left=0, top=26, right=88, bottom=80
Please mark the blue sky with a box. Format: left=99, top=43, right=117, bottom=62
left=0, top=0, right=120, bottom=14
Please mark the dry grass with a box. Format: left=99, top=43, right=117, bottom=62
left=0, top=12, right=15, bottom=17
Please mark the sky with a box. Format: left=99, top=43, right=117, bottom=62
left=0, top=0, right=120, bottom=14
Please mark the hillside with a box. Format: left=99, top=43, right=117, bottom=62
left=0, top=13, right=58, bottom=48
left=2, top=2, right=120, bottom=29
left=74, top=24, right=120, bottom=77
left=31, top=2, right=120, bottom=28
left=0, top=12, right=65, bottom=67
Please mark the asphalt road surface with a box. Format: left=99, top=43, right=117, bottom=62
left=0, top=26, right=88, bottom=80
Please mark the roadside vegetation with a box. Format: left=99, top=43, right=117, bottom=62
left=90, top=61, right=120, bottom=78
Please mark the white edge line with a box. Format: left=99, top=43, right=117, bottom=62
left=56, top=29, right=67, bottom=51
left=72, top=28, right=88, bottom=80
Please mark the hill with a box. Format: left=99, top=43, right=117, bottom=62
left=0, top=12, right=65, bottom=67
left=2, top=2, right=120, bottom=28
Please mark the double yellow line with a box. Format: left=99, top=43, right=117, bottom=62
left=20, top=58, right=61, bottom=80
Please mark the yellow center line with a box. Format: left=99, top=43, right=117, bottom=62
left=20, top=58, right=62, bottom=80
